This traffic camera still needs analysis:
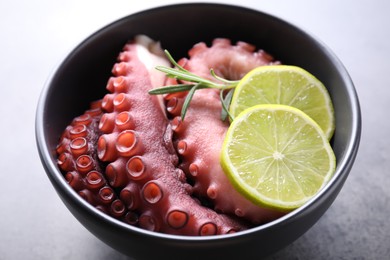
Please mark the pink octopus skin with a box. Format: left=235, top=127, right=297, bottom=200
left=57, top=36, right=247, bottom=236
left=165, top=38, right=285, bottom=224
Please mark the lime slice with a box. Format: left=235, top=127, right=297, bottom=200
left=221, top=104, right=336, bottom=211
left=229, top=65, right=335, bottom=139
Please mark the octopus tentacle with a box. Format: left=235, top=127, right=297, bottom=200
left=57, top=35, right=248, bottom=236
left=97, top=36, right=247, bottom=235
left=166, top=39, right=285, bottom=224
left=179, top=38, right=280, bottom=81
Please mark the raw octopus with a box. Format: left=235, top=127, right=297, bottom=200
left=164, top=38, right=285, bottom=224
left=56, top=35, right=288, bottom=236
left=56, top=35, right=247, bottom=236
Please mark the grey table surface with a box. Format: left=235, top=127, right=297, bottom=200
left=1, top=0, right=389, bottom=259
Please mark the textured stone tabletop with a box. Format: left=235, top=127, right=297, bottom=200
left=1, top=0, right=389, bottom=259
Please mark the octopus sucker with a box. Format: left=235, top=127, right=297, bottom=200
left=113, top=92, right=132, bottom=111
left=98, top=112, right=116, bottom=133
left=85, top=170, right=106, bottom=190
left=64, top=171, right=84, bottom=191
left=97, top=133, right=118, bottom=162
left=115, top=111, right=135, bottom=131
left=110, top=199, right=127, bottom=217
left=115, top=130, right=143, bottom=157
left=167, top=39, right=285, bottom=224
left=120, top=182, right=141, bottom=210
left=101, top=94, right=115, bottom=112
left=126, top=155, right=148, bottom=180
left=142, top=181, right=164, bottom=204
left=57, top=35, right=248, bottom=236
left=166, top=209, right=189, bottom=229
left=72, top=113, right=92, bottom=126
left=139, top=211, right=160, bottom=232
left=105, top=158, right=128, bottom=188
left=69, top=124, right=88, bottom=138
left=75, top=155, right=94, bottom=174
left=199, top=222, right=217, bottom=236
left=112, top=76, right=128, bottom=93
left=98, top=186, right=116, bottom=204
left=69, top=137, right=89, bottom=158
left=57, top=152, right=75, bottom=172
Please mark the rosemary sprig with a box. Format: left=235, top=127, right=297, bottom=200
left=149, top=50, right=240, bottom=121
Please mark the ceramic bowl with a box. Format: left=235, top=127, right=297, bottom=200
left=36, top=3, right=361, bottom=259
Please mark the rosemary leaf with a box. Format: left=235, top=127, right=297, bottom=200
left=164, top=50, right=187, bottom=71
left=220, top=89, right=234, bottom=122
left=181, top=83, right=200, bottom=120
left=149, top=84, right=195, bottom=95
left=210, top=69, right=240, bottom=86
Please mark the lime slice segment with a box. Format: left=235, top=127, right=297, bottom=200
left=229, top=65, right=335, bottom=139
left=221, top=104, right=336, bottom=211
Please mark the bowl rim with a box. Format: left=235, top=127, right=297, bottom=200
left=35, top=2, right=361, bottom=242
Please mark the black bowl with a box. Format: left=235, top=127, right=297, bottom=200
left=36, top=3, right=361, bottom=259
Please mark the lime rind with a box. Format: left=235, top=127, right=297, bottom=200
left=221, top=104, right=336, bottom=211
left=229, top=65, right=335, bottom=140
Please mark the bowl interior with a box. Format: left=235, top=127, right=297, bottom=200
left=36, top=3, right=360, bottom=259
